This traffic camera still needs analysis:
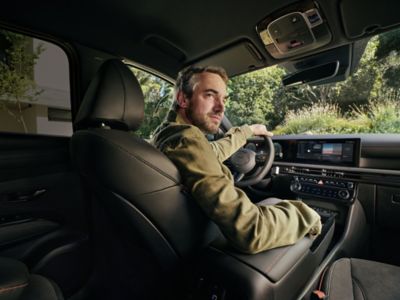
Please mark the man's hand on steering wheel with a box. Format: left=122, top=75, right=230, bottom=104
left=249, top=124, right=274, bottom=137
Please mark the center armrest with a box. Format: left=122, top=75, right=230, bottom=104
left=198, top=220, right=335, bottom=300
left=230, top=238, right=313, bottom=282
left=211, top=236, right=313, bottom=282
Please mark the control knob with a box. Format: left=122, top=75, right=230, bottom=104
left=290, top=181, right=302, bottom=192
left=338, top=189, right=350, bottom=200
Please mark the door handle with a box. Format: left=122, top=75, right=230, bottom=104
left=1, top=189, right=47, bottom=202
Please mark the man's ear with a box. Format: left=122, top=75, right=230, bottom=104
left=176, top=91, right=189, bottom=109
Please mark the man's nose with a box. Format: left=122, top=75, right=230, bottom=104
left=214, top=96, right=225, bottom=112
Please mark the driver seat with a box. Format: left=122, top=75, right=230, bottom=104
left=70, top=60, right=219, bottom=299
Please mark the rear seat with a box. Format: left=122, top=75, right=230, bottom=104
left=0, top=257, right=63, bottom=300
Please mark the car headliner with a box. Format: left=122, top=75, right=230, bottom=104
left=1, top=0, right=400, bottom=79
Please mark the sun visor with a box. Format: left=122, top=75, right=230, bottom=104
left=340, top=0, right=400, bottom=38
left=190, top=41, right=265, bottom=77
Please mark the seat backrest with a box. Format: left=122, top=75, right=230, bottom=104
left=70, top=60, right=218, bottom=296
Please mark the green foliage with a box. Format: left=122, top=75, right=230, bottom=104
left=227, top=67, right=284, bottom=128
left=333, top=42, right=378, bottom=109
left=0, top=30, right=44, bottom=132
left=353, top=101, right=400, bottom=133
left=375, top=30, right=400, bottom=60
left=274, top=102, right=366, bottom=134
left=131, top=68, right=173, bottom=138
left=275, top=101, right=400, bottom=134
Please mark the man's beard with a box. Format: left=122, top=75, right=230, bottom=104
left=186, top=105, right=221, bottom=134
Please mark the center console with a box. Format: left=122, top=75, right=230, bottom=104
left=290, top=175, right=355, bottom=202
left=278, top=165, right=357, bottom=204
left=274, top=137, right=368, bottom=277
left=268, top=138, right=361, bottom=218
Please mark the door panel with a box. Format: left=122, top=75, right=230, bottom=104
left=358, top=182, right=400, bottom=266
left=370, top=185, right=400, bottom=266
left=0, top=132, right=90, bottom=297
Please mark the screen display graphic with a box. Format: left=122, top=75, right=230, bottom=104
left=322, top=143, right=342, bottom=156
left=296, top=139, right=359, bottom=166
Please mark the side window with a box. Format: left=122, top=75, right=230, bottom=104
left=129, top=66, right=173, bottom=139
left=0, top=29, right=72, bottom=136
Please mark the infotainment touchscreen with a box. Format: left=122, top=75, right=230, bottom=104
left=296, top=139, right=360, bottom=166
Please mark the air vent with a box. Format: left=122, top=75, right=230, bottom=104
left=280, top=165, right=363, bottom=181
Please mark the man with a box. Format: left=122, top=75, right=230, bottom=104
left=152, top=66, right=321, bottom=254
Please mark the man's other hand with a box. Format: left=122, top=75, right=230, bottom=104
left=249, top=124, right=273, bottom=137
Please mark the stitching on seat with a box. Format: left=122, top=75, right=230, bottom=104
left=352, top=278, right=367, bottom=300
left=112, top=191, right=181, bottom=262
left=112, top=62, right=128, bottom=126
left=350, top=259, right=368, bottom=300
left=0, top=282, right=28, bottom=294
left=325, top=259, right=340, bottom=298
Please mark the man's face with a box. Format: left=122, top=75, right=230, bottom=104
left=186, top=72, right=227, bottom=134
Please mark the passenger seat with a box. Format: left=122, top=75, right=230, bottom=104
left=0, top=257, right=63, bottom=300
left=315, top=258, right=400, bottom=300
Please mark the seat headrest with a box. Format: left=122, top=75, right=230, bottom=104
left=74, top=59, right=144, bottom=131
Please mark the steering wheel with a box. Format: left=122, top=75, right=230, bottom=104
left=230, top=136, right=275, bottom=188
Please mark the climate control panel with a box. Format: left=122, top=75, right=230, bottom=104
left=290, top=176, right=356, bottom=203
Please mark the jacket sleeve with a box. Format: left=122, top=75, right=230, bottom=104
left=210, top=125, right=253, bottom=162
left=163, top=127, right=322, bottom=254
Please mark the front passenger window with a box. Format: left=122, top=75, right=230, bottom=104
left=128, top=66, right=173, bottom=139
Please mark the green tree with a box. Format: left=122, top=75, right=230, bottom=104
left=333, top=37, right=379, bottom=110
left=227, top=67, right=284, bottom=128
left=274, top=83, right=339, bottom=126
left=131, top=68, right=173, bottom=138
left=375, top=29, right=400, bottom=60
left=0, top=30, right=44, bottom=133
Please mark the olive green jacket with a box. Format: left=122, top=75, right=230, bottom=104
left=152, top=112, right=321, bottom=254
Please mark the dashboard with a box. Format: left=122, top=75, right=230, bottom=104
left=238, top=134, right=400, bottom=255
left=245, top=134, right=400, bottom=206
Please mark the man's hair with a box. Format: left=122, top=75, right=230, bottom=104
left=173, top=65, right=228, bottom=110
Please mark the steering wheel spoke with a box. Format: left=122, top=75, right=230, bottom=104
left=230, top=136, right=275, bottom=188
left=233, top=172, right=245, bottom=182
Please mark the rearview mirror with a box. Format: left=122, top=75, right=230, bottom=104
left=282, top=61, right=339, bottom=86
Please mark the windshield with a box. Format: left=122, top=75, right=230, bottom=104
left=226, top=28, right=400, bottom=134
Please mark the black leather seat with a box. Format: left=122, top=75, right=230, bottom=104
left=0, top=257, right=63, bottom=300
left=318, top=258, right=400, bottom=300
left=71, top=59, right=219, bottom=299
